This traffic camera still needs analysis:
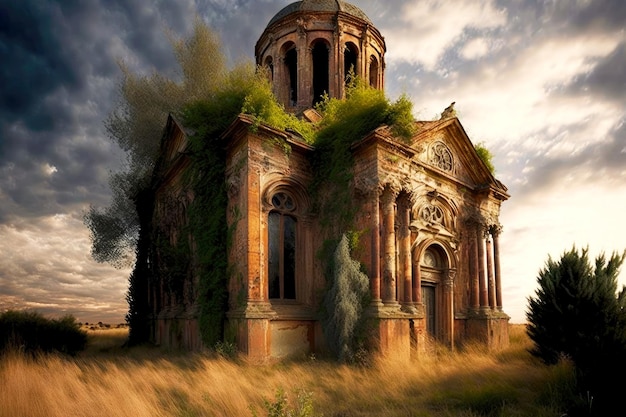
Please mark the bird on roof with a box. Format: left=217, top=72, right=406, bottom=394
left=440, top=102, right=456, bottom=119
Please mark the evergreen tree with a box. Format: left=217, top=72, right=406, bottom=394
left=321, top=234, right=370, bottom=362
left=526, top=245, right=626, bottom=415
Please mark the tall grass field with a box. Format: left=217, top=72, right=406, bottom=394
left=1, top=324, right=577, bottom=417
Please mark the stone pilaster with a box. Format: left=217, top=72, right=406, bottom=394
left=381, top=186, right=399, bottom=306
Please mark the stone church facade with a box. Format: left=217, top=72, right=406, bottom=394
left=147, top=0, right=510, bottom=361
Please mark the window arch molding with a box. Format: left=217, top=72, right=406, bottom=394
left=310, top=38, right=331, bottom=107
left=412, top=192, right=458, bottom=231
left=262, top=179, right=310, bottom=216
left=413, top=239, right=457, bottom=272
left=369, top=55, right=379, bottom=88
left=280, top=41, right=298, bottom=106
left=263, top=55, right=274, bottom=82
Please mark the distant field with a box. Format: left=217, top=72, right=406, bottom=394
left=0, top=324, right=575, bottom=417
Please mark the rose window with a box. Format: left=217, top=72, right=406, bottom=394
left=431, top=142, right=453, bottom=172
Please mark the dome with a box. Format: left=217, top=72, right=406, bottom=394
left=267, top=0, right=372, bottom=27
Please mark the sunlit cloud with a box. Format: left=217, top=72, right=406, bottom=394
left=0, top=212, right=130, bottom=323
left=460, top=37, right=490, bottom=60
left=384, top=0, right=507, bottom=70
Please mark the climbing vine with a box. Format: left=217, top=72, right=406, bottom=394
left=312, top=77, right=416, bottom=235
left=474, top=141, right=495, bottom=174
left=178, top=65, right=315, bottom=347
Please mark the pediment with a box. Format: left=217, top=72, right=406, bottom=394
left=160, top=114, right=189, bottom=164
left=151, top=114, right=191, bottom=188
left=409, top=117, right=508, bottom=198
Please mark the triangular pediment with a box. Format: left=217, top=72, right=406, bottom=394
left=160, top=114, right=189, bottom=164
left=151, top=114, right=191, bottom=189
left=410, top=117, right=508, bottom=199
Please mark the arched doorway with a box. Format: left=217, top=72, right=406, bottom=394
left=420, top=244, right=448, bottom=340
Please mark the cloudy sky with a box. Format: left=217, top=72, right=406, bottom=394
left=0, top=0, right=624, bottom=324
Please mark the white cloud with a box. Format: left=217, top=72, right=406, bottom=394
left=42, top=163, right=58, bottom=177
left=406, top=31, right=623, bottom=153
left=500, top=181, right=626, bottom=322
left=0, top=213, right=130, bottom=323
left=460, top=37, right=490, bottom=60
left=384, top=0, right=507, bottom=70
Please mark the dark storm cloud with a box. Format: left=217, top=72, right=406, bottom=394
left=511, top=117, right=626, bottom=202
left=535, top=0, right=626, bottom=104
left=0, top=2, right=80, bottom=127
left=0, top=0, right=203, bottom=224
left=567, top=42, right=626, bottom=103
left=566, top=0, right=626, bottom=32
left=196, top=0, right=292, bottom=61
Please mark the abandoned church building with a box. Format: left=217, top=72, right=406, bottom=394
left=145, top=0, right=511, bottom=361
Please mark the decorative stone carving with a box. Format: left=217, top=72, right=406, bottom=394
left=296, top=17, right=308, bottom=37
left=421, top=204, right=444, bottom=224
left=430, top=141, right=453, bottom=172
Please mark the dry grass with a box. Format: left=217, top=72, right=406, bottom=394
left=0, top=324, right=574, bottom=417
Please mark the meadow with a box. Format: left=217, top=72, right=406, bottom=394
left=0, top=324, right=577, bottom=417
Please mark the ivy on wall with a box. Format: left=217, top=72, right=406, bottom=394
left=311, top=77, right=416, bottom=235
left=176, top=68, right=314, bottom=347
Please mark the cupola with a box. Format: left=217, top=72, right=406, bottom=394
left=255, top=0, right=386, bottom=112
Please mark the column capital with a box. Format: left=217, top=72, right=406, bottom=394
left=446, top=269, right=456, bottom=283
left=488, top=223, right=503, bottom=237
left=380, top=183, right=400, bottom=204
left=353, top=176, right=379, bottom=197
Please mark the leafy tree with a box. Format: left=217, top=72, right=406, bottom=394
left=84, top=20, right=229, bottom=343
left=526, top=245, right=626, bottom=414
left=85, top=18, right=226, bottom=268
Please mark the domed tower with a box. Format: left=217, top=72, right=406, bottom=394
left=255, top=0, right=386, bottom=111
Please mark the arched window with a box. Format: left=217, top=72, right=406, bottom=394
left=369, top=55, right=379, bottom=89
left=344, top=42, right=358, bottom=86
left=264, top=56, right=274, bottom=82
left=283, top=44, right=298, bottom=106
left=311, top=39, right=329, bottom=107
left=268, top=192, right=297, bottom=299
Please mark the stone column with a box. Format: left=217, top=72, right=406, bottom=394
left=381, top=186, right=398, bottom=305
left=486, top=236, right=495, bottom=309
left=412, top=259, right=422, bottom=305
left=274, top=55, right=284, bottom=107
left=468, top=229, right=480, bottom=311
left=399, top=197, right=413, bottom=311
left=443, top=270, right=456, bottom=348
left=246, top=167, right=262, bottom=303
left=493, top=226, right=503, bottom=311
left=298, top=45, right=306, bottom=108
left=477, top=229, right=488, bottom=310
